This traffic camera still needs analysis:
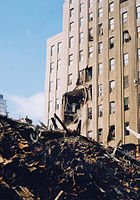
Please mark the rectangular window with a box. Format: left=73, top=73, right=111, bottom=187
left=69, top=54, right=73, bottom=65
left=56, top=79, right=60, bottom=90
left=98, top=8, right=103, bottom=18
left=48, top=101, right=52, bottom=112
left=89, top=12, right=93, bottom=22
left=123, top=30, right=131, bottom=43
left=79, top=50, right=84, bottom=62
left=49, top=81, right=53, bottom=92
left=98, top=105, right=103, bottom=117
left=122, top=12, right=127, bottom=24
left=109, top=2, right=114, bottom=12
left=86, top=67, right=92, bottom=82
left=80, top=17, right=84, bottom=27
left=79, top=32, right=84, bottom=43
left=98, top=23, right=103, bottom=35
left=123, top=53, right=128, bottom=66
left=70, top=8, right=74, bottom=17
left=98, top=84, right=103, bottom=96
left=108, top=125, right=115, bottom=142
left=51, top=45, right=55, bottom=56
left=124, top=76, right=129, bottom=89
left=89, top=28, right=93, bottom=41
left=110, top=101, right=115, bottom=114
left=50, top=62, right=54, bottom=73
left=136, top=7, right=140, bottom=19
left=109, top=18, right=114, bottom=30
left=124, top=122, right=129, bottom=136
left=97, top=128, right=103, bottom=142
left=70, top=22, right=74, bottom=31
left=88, top=107, right=92, bottom=119
left=98, top=42, right=103, bottom=54
left=98, top=63, right=103, bottom=75
left=68, top=74, right=72, bottom=85
left=55, top=99, right=60, bottom=110
left=138, top=48, right=140, bottom=61
left=69, top=36, right=74, bottom=48
left=109, top=58, right=115, bottom=71
left=80, top=3, right=84, bottom=12
left=79, top=70, right=84, bottom=84
left=124, top=97, right=129, bottom=111
left=57, top=42, right=62, bottom=53
left=109, top=37, right=114, bottom=49
left=109, top=80, right=115, bottom=92
left=89, top=46, right=93, bottom=57
left=89, top=0, right=93, bottom=8
left=57, top=59, right=61, bottom=70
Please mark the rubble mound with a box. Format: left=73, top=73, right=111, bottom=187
left=0, top=116, right=140, bottom=200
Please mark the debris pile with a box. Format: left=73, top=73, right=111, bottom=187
left=0, top=115, right=140, bottom=200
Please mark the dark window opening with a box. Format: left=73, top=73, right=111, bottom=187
left=97, top=128, right=103, bottom=142
left=107, top=125, right=115, bottom=143
left=120, top=0, right=128, bottom=4
left=123, top=30, right=131, bottom=43
left=124, top=97, right=129, bottom=111
left=124, top=122, right=129, bottom=136
left=86, top=67, right=92, bottom=82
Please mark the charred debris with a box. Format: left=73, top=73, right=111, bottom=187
left=0, top=115, right=140, bottom=200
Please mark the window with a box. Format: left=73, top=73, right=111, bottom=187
left=98, top=23, right=103, bottom=35
left=137, top=26, right=140, bottom=38
left=98, top=63, right=103, bottom=75
left=50, top=62, right=54, bottom=73
left=138, top=48, right=140, bottom=61
left=98, top=105, right=103, bottom=117
left=57, top=59, right=61, bottom=70
left=88, top=107, right=92, bottom=119
left=109, top=80, right=115, bottom=92
left=87, top=131, right=93, bottom=138
left=86, top=67, right=92, bottom=82
left=68, top=74, right=72, bottom=85
left=124, top=76, right=129, bottom=89
left=70, top=8, right=74, bottom=17
left=109, top=37, right=114, bottom=49
left=80, top=3, right=84, bottom=12
left=79, top=50, right=84, bottom=62
left=123, top=30, right=131, bottom=43
left=109, top=2, right=114, bottom=12
left=97, top=128, right=103, bottom=142
left=98, top=8, right=103, bottom=18
left=79, top=70, right=84, bottom=84
left=80, top=17, right=84, bottom=27
left=48, top=101, right=52, bottom=112
left=89, top=12, right=93, bottom=22
left=69, top=54, right=73, bottom=65
left=122, top=12, right=127, bottom=24
left=98, top=84, right=103, bottom=96
left=138, top=72, right=140, bottom=84
left=89, top=0, right=93, bottom=8
left=109, top=58, right=115, bottom=71
left=89, top=46, right=93, bottom=57
left=89, top=28, right=93, bottom=41
left=107, top=125, right=115, bottom=142
left=69, top=37, right=74, bottom=48
left=49, top=81, right=53, bottom=92
left=120, top=0, right=128, bottom=3
left=124, top=122, right=129, bottom=136
left=55, top=99, right=60, bottom=110
left=110, top=101, right=115, bottom=114
left=109, top=18, right=114, bottom=30
left=136, top=7, right=140, bottom=19
left=51, top=45, right=55, bottom=56
left=79, top=32, right=84, bottom=43
left=57, top=42, right=62, bottom=53
left=124, top=97, right=129, bottom=111
left=56, top=79, right=60, bottom=90
left=98, top=42, right=103, bottom=54
left=70, top=22, right=74, bottom=31
left=123, top=53, right=128, bottom=66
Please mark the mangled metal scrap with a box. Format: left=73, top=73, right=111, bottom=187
left=0, top=115, right=140, bottom=200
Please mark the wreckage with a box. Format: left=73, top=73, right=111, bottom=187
left=0, top=115, right=140, bottom=200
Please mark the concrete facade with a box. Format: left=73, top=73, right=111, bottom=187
left=45, top=0, right=140, bottom=147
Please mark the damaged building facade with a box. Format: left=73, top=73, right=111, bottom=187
left=45, top=0, right=140, bottom=147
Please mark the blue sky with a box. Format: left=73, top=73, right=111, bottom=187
left=0, top=0, right=65, bottom=123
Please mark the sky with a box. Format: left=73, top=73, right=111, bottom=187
left=0, top=0, right=65, bottom=123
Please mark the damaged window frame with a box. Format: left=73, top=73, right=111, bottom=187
left=124, top=122, right=129, bottom=136
left=107, top=125, right=115, bottom=142
left=85, top=66, right=92, bottom=82
left=123, top=30, right=131, bottom=44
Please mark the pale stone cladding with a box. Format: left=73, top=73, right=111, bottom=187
left=45, top=0, right=140, bottom=148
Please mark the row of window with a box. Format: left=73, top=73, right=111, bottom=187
left=50, top=42, right=62, bottom=57
left=48, top=98, right=60, bottom=113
